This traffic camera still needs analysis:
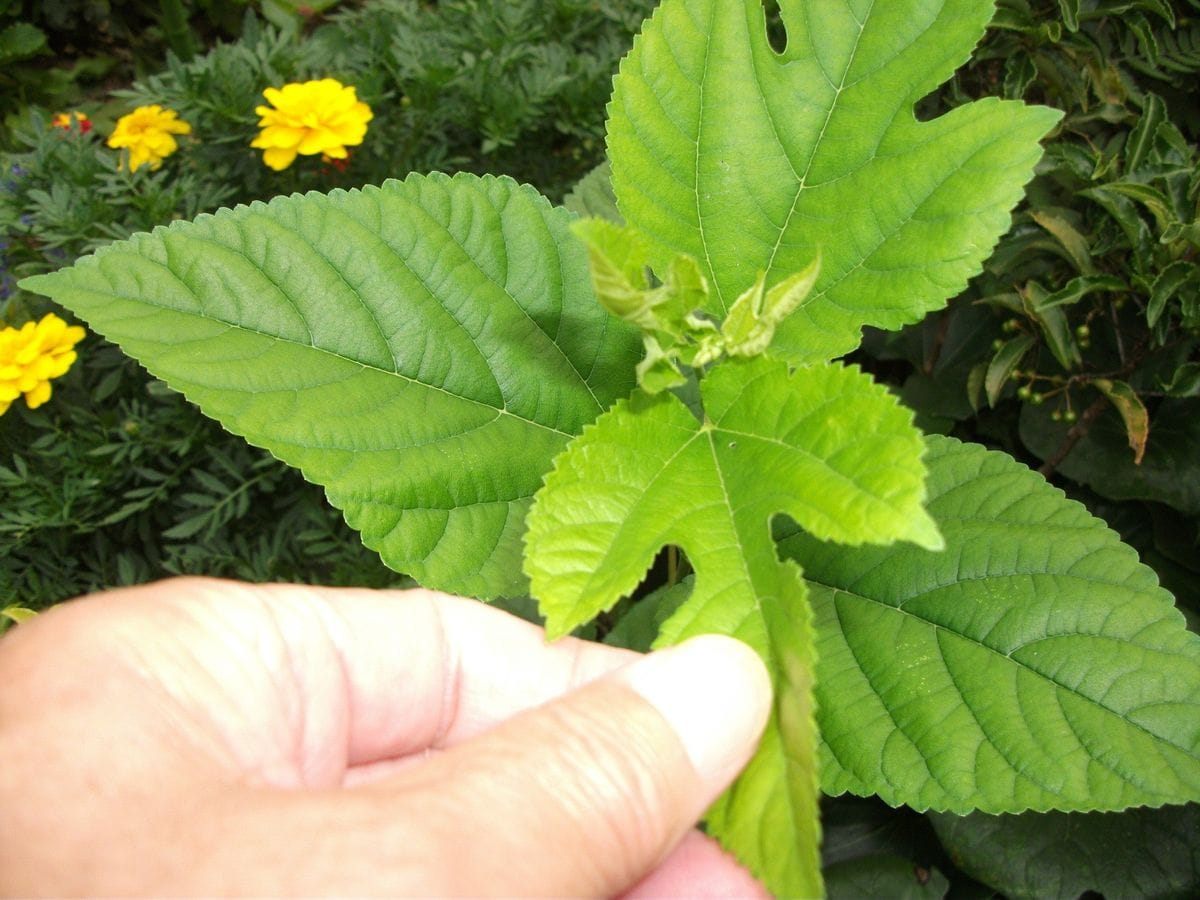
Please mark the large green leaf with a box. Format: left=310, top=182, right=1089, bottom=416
left=777, top=434, right=1200, bottom=813
left=929, top=804, right=1200, bottom=899
left=525, top=355, right=940, bottom=897
left=607, top=0, right=1062, bottom=363
left=21, top=173, right=640, bottom=598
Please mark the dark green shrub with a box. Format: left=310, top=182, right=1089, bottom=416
left=0, top=0, right=249, bottom=145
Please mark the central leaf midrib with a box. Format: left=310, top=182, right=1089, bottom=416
left=715, top=424, right=907, bottom=522
left=760, top=0, right=874, bottom=281
left=115, top=290, right=576, bottom=441
left=155, top=182, right=609, bottom=439
left=578, top=416, right=703, bottom=601
left=704, top=426, right=815, bottom=861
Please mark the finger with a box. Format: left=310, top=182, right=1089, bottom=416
left=206, top=634, right=773, bottom=897
left=2, top=578, right=643, bottom=782
left=622, top=831, right=770, bottom=899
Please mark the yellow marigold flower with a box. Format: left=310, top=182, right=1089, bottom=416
left=251, top=78, right=373, bottom=171
left=107, top=105, right=192, bottom=173
left=0, top=313, right=86, bottom=416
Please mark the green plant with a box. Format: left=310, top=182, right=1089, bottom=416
left=1, top=0, right=651, bottom=608
left=20, top=0, right=1200, bottom=896
left=856, top=0, right=1200, bottom=734
left=0, top=1, right=249, bottom=147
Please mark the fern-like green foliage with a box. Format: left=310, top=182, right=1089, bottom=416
left=21, top=1, right=1200, bottom=897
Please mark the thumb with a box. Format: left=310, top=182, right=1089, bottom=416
left=396, top=633, right=772, bottom=896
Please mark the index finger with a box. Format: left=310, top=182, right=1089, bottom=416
left=23, top=578, right=642, bottom=777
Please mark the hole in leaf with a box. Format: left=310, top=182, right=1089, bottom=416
left=761, top=0, right=787, bottom=54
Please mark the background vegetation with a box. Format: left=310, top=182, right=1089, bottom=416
left=1, top=0, right=1197, bottom=895
left=1, top=0, right=654, bottom=606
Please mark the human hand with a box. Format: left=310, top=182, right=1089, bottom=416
left=0, top=578, right=771, bottom=897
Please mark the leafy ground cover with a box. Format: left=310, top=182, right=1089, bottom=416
left=4, top=0, right=1200, bottom=895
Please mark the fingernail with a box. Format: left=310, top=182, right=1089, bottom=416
left=620, top=635, right=772, bottom=790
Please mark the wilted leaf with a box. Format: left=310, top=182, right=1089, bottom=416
left=1094, top=378, right=1150, bottom=464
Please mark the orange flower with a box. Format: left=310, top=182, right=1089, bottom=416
left=52, top=111, right=92, bottom=134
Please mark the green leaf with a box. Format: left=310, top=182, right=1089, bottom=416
left=1030, top=210, right=1095, bottom=274
left=21, top=173, right=640, bottom=599
left=1148, top=260, right=1200, bottom=328
left=717, top=256, right=822, bottom=360
left=0, top=606, right=36, bottom=625
left=1162, top=220, right=1200, bottom=249
left=1039, top=274, right=1127, bottom=309
left=563, top=161, right=622, bottom=224
left=602, top=579, right=692, bottom=652
left=825, top=855, right=949, bottom=900
left=1126, top=92, right=1168, bottom=174
left=1020, top=399, right=1200, bottom=514
left=778, top=434, right=1200, bottom=813
left=985, top=334, right=1035, bottom=407
left=1003, top=50, right=1038, bottom=99
left=1091, top=181, right=1174, bottom=233
left=1057, top=0, right=1081, bottom=30
left=1079, top=186, right=1153, bottom=258
left=571, top=219, right=821, bottom=386
left=525, top=356, right=940, bottom=897
left=528, top=357, right=941, bottom=638
left=0, top=22, right=47, bottom=61
left=607, top=0, right=1061, bottom=364
left=1022, top=281, right=1081, bottom=370
left=1162, top=362, right=1200, bottom=398
left=930, top=804, right=1200, bottom=900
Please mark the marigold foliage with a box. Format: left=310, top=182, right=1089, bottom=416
left=0, top=313, right=85, bottom=416
left=250, top=78, right=373, bottom=171
left=106, top=104, right=192, bottom=172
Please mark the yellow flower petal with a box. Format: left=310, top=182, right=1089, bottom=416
left=262, top=146, right=299, bottom=171
left=252, top=78, right=372, bottom=170
left=24, top=381, right=52, bottom=409
left=107, top=105, right=191, bottom=172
